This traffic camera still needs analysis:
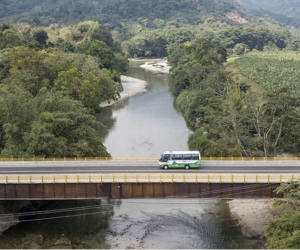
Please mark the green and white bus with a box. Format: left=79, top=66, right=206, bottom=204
left=159, top=151, right=201, bottom=169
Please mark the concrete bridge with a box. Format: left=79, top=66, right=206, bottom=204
left=0, top=157, right=299, bottom=200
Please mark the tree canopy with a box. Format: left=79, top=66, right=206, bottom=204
left=265, top=180, right=300, bottom=249
left=0, top=21, right=129, bottom=158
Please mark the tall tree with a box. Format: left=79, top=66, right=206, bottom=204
left=24, top=89, right=110, bottom=158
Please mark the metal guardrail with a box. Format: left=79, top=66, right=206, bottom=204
left=0, top=174, right=299, bottom=184
left=1, top=156, right=300, bottom=161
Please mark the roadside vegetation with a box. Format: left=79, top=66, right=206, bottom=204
left=265, top=180, right=300, bottom=249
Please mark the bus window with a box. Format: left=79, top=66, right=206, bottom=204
left=174, top=154, right=183, bottom=160
left=183, top=154, right=192, bottom=160
left=192, top=154, right=199, bottom=160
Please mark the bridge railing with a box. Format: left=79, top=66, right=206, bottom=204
left=0, top=156, right=300, bottom=161
left=0, top=174, right=299, bottom=184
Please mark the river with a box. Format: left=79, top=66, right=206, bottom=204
left=0, top=61, right=266, bottom=249
left=97, top=60, right=192, bottom=158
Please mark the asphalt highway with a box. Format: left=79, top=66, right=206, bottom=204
left=0, top=160, right=299, bottom=174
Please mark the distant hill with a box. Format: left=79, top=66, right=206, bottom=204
left=226, top=0, right=300, bottom=27
left=1, top=0, right=296, bottom=45
left=2, top=0, right=299, bottom=28
left=0, top=0, right=256, bottom=43
left=234, top=0, right=300, bottom=16
left=0, top=0, right=235, bottom=24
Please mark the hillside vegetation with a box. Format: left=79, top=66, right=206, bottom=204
left=229, top=0, right=300, bottom=27
left=1, top=0, right=300, bottom=158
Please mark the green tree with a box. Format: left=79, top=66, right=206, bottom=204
left=91, top=25, right=114, bottom=48
left=165, top=28, right=195, bottom=44
left=54, top=67, right=122, bottom=111
left=33, top=29, right=48, bottom=47
left=265, top=180, right=300, bottom=249
left=0, top=88, right=34, bottom=157
left=24, top=89, right=110, bottom=157
left=123, top=31, right=168, bottom=57
left=4, top=47, right=63, bottom=96
left=0, top=29, right=22, bottom=49
left=87, top=40, right=116, bottom=70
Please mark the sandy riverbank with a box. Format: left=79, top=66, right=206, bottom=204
left=139, top=60, right=171, bottom=73
left=228, top=199, right=276, bottom=238
left=100, top=75, right=147, bottom=108
left=100, top=60, right=171, bottom=108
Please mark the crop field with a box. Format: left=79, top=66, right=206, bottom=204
left=233, top=51, right=300, bottom=96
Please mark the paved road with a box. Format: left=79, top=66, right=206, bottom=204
left=0, top=160, right=299, bottom=174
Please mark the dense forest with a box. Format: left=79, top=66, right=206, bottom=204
left=1, top=0, right=298, bottom=159
left=0, top=20, right=128, bottom=158
left=1, top=0, right=300, bottom=157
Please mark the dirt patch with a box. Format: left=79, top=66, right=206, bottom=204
left=100, top=75, right=147, bottom=107
left=228, top=199, right=274, bottom=238
left=226, top=10, right=248, bottom=24
left=266, top=200, right=291, bottom=216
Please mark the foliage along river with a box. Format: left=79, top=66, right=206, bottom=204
left=0, top=60, right=265, bottom=249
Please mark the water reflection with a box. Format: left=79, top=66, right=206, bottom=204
left=105, top=199, right=264, bottom=249
left=0, top=200, right=117, bottom=249
left=0, top=199, right=265, bottom=249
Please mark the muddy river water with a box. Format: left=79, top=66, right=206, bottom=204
left=0, top=61, right=266, bottom=249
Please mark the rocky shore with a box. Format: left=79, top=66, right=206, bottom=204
left=0, top=208, right=18, bottom=235
left=139, top=59, right=171, bottom=73
left=228, top=199, right=276, bottom=238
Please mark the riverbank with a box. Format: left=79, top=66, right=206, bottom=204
left=100, top=75, right=147, bottom=107
left=228, top=199, right=276, bottom=238
left=0, top=218, right=18, bottom=235
left=139, top=60, right=171, bottom=73
left=100, top=60, right=170, bottom=108
left=0, top=206, right=18, bottom=235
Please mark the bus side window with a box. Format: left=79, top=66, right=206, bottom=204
left=175, top=154, right=183, bottom=160
left=183, top=154, right=191, bottom=160
left=170, top=154, right=175, bottom=160
left=192, top=154, right=199, bottom=160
